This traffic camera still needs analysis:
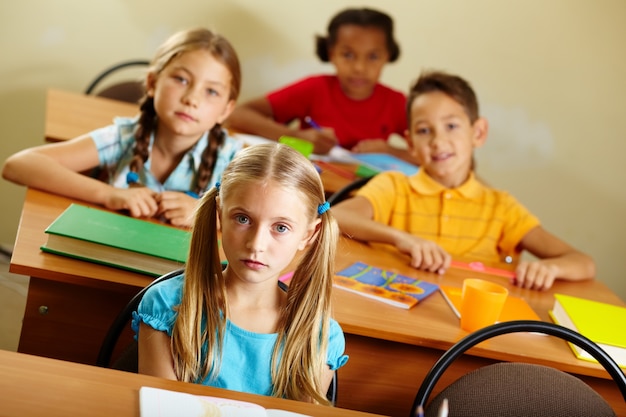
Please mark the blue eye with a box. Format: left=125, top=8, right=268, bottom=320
left=235, top=215, right=249, bottom=225
left=416, top=127, right=430, bottom=135
left=274, top=224, right=289, bottom=234
left=206, top=88, right=218, bottom=97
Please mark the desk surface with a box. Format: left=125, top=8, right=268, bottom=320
left=12, top=188, right=625, bottom=382
left=0, top=349, right=380, bottom=417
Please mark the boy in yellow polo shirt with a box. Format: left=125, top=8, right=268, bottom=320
left=332, top=70, right=595, bottom=290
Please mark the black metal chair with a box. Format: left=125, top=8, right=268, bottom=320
left=85, top=59, right=150, bottom=103
left=96, top=268, right=338, bottom=405
left=327, top=175, right=374, bottom=206
left=96, top=268, right=183, bottom=370
left=412, top=320, right=626, bottom=417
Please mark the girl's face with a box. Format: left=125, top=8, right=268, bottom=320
left=147, top=49, right=235, bottom=142
left=218, top=180, right=320, bottom=286
left=328, top=25, right=390, bottom=100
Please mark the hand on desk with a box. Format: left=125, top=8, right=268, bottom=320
left=395, top=232, right=452, bottom=275
left=350, top=138, right=389, bottom=154
left=104, top=186, right=159, bottom=219
left=156, top=191, right=197, bottom=228
left=104, top=188, right=196, bottom=228
left=298, top=128, right=338, bottom=154
left=514, top=260, right=558, bottom=291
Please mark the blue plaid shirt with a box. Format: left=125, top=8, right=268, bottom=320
left=90, top=116, right=241, bottom=195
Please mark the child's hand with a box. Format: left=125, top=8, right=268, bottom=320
left=299, top=128, right=338, bottom=154
left=104, top=187, right=159, bottom=219
left=395, top=233, right=451, bottom=274
left=351, top=139, right=388, bottom=154
left=156, top=191, right=198, bottom=227
left=514, top=260, right=559, bottom=291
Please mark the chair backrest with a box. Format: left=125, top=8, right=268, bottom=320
left=326, top=175, right=374, bottom=206
left=96, top=268, right=184, bottom=368
left=412, top=320, right=626, bottom=417
left=96, top=269, right=338, bottom=405
left=85, top=60, right=150, bottom=103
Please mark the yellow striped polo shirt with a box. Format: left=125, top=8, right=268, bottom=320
left=356, top=170, right=540, bottom=264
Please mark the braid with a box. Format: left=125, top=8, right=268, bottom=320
left=130, top=97, right=157, bottom=173
left=194, top=124, right=225, bottom=195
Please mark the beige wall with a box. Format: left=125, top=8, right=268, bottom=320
left=1, top=0, right=625, bottom=299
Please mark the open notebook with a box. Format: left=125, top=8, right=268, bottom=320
left=139, top=387, right=310, bottom=417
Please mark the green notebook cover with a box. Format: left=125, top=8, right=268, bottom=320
left=41, top=204, right=190, bottom=275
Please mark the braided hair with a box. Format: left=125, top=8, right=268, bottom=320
left=130, top=28, right=241, bottom=195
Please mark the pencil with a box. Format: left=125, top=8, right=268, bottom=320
left=304, top=116, right=322, bottom=130
left=438, top=398, right=449, bottom=417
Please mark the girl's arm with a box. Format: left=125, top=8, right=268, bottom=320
left=321, top=366, right=335, bottom=398
left=137, top=322, right=177, bottom=380
left=3, top=135, right=103, bottom=193
left=2, top=136, right=159, bottom=217
left=226, top=97, right=337, bottom=154
left=515, top=226, right=596, bottom=290
left=227, top=97, right=297, bottom=140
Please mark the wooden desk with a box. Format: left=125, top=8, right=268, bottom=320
left=43, top=88, right=353, bottom=194
left=0, top=350, right=380, bottom=417
left=45, top=88, right=138, bottom=142
left=11, top=188, right=626, bottom=416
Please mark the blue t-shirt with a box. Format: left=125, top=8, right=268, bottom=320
left=132, top=274, right=349, bottom=396
left=90, top=117, right=241, bottom=194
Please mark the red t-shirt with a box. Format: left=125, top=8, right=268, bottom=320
left=266, top=75, right=407, bottom=149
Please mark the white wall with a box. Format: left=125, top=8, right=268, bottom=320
left=1, top=0, right=625, bottom=299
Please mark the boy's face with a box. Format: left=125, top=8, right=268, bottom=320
left=406, top=91, right=487, bottom=188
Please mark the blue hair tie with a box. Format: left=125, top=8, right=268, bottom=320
left=317, top=201, right=330, bottom=215
left=126, top=171, right=140, bottom=185
left=214, top=182, right=221, bottom=194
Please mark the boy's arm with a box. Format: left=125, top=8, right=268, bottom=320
left=2, top=136, right=159, bottom=218
left=515, top=226, right=596, bottom=290
left=225, top=97, right=337, bottom=154
left=332, top=196, right=450, bottom=273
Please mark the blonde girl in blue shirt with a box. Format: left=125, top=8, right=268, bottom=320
left=2, top=28, right=241, bottom=227
left=133, top=143, right=348, bottom=404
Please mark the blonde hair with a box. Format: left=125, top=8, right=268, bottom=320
left=171, top=143, right=339, bottom=404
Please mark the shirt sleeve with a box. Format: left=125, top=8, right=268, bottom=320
left=326, top=319, right=349, bottom=370
left=131, top=274, right=183, bottom=339
left=355, top=172, right=403, bottom=225
left=90, top=117, right=137, bottom=166
left=497, top=192, right=541, bottom=254
left=266, top=76, right=317, bottom=124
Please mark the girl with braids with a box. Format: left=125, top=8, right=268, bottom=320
left=132, top=143, right=348, bottom=404
left=2, top=28, right=241, bottom=227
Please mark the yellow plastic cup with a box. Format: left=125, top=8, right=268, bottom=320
left=460, top=278, right=508, bottom=332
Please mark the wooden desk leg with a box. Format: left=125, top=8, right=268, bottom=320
left=337, top=333, right=626, bottom=417
left=18, top=278, right=138, bottom=365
